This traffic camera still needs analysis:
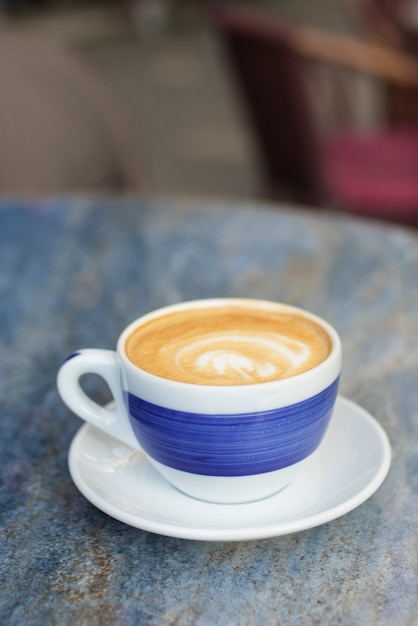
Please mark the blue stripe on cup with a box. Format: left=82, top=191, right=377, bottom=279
left=127, top=378, right=339, bottom=477
left=63, top=351, right=80, bottom=364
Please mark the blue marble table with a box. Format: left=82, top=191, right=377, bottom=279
left=0, top=198, right=417, bottom=625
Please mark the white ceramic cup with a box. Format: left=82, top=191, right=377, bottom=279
left=57, top=298, right=341, bottom=504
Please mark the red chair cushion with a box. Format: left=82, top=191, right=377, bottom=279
left=324, top=130, right=418, bottom=225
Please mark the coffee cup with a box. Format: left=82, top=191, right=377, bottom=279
left=57, top=298, right=341, bottom=504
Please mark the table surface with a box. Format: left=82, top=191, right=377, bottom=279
left=0, top=198, right=417, bottom=625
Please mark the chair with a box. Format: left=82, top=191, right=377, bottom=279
left=210, top=5, right=418, bottom=226
left=0, top=25, right=142, bottom=194
left=352, top=0, right=407, bottom=46
left=351, top=0, right=418, bottom=124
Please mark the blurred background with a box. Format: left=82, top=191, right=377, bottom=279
left=0, top=0, right=360, bottom=200
left=2, top=0, right=418, bottom=226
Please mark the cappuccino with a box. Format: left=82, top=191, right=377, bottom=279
left=58, top=298, right=341, bottom=503
left=125, top=303, right=331, bottom=386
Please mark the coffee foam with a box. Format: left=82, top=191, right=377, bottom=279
left=125, top=305, right=332, bottom=386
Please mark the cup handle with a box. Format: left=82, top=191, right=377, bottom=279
left=57, top=349, right=139, bottom=449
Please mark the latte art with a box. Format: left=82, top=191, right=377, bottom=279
left=175, top=332, right=310, bottom=383
left=125, top=304, right=332, bottom=386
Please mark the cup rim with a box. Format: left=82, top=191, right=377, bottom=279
left=117, top=297, right=341, bottom=390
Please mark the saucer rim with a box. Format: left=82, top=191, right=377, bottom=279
left=68, top=396, right=391, bottom=541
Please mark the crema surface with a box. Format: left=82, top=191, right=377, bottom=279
left=125, top=306, right=331, bottom=385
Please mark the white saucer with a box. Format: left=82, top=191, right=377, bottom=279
left=68, top=396, right=391, bottom=541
